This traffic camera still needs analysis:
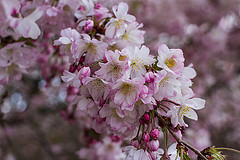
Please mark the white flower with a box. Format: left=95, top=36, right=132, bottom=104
left=123, top=45, right=155, bottom=79
left=9, top=8, right=43, bottom=39
left=105, top=2, right=136, bottom=38
left=157, top=143, right=180, bottom=160
left=157, top=44, right=184, bottom=76
left=119, top=22, right=145, bottom=46
left=75, top=34, right=108, bottom=64
left=95, top=50, right=129, bottom=82
left=153, top=70, right=181, bottom=101
left=167, top=94, right=205, bottom=127
left=123, top=146, right=152, bottom=160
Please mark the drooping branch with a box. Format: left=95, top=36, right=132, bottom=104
left=155, top=111, right=208, bottom=160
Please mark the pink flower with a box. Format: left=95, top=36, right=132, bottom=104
left=94, top=3, right=112, bottom=20
left=123, top=45, right=155, bottom=78
left=105, top=2, right=136, bottom=38
left=123, top=146, right=152, bottom=160
left=9, top=8, right=44, bottom=39
left=113, top=76, right=145, bottom=111
left=61, top=70, right=81, bottom=88
left=95, top=50, right=129, bottom=82
left=153, top=70, right=181, bottom=101
left=54, top=28, right=81, bottom=60
left=118, top=22, right=145, bottom=46
left=157, top=44, right=184, bottom=76
left=167, top=94, right=205, bottom=127
left=74, top=34, right=108, bottom=64
left=157, top=143, right=180, bottom=160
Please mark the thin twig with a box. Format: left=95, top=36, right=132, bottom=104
left=215, top=147, right=240, bottom=154
left=155, top=111, right=208, bottom=160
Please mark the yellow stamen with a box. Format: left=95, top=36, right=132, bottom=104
left=165, top=58, right=176, bottom=69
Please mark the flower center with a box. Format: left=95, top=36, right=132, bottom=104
left=178, top=105, right=191, bottom=118
left=86, top=43, right=97, bottom=54
left=159, top=76, right=169, bottom=88
left=115, top=19, right=123, bottom=29
left=120, top=83, right=135, bottom=95
left=165, top=58, right=176, bottom=69
left=108, top=63, right=122, bottom=78
left=131, top=57, right=144, bottom=73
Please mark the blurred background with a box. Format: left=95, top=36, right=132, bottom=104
left=1, top=0, right=240, bottom=159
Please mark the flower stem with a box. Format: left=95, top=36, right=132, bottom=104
left=155, top=111, right=208, bottom=160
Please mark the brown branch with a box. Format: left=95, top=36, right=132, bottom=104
left=155, top=111, right=208, bottom=160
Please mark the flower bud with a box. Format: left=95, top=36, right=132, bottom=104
left=151, top=128, right=160, bottom=139
left=145, top=71, right=154, bottom=83
left=131, top=140, right=139, bottom=148
left=79, top=67, right=91, bottom=79
left=143, top=113, right=150, bottom=123
left=143, top=132, right=150, bottom=143
left=84, top=19, right=94, bottom=32
left=149, top=140, right=159, bottom=151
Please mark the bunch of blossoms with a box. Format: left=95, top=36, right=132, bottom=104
left=54, top=1, right=228, bottom=160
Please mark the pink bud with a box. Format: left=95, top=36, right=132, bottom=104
left=79, top=67, right=91, bottom=79
left=143, top=113, right=150, bottom=123
left=145, top=72, right=154, bottom=83
left=84, top=19, right=94, bottom=32
left=149, top=140, right=159, bottom=151
left=78, top=6, right=84, bottom=11
left=69, top=65, right=77, bottom=73
left=151, top=129, right=160, bottom=139
left=143, top=132, right=150, bottom=143
left=131, top=140, right=139, bottom=148
left=139, top=118, right=145, bottom=125
left=95, top=3, right=102, bottom=9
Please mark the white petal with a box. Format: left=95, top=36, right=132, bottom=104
left=184, top=98, right=205, bottom=110
left=58, top=37, right=71, bottom=44
left=185, top=108, right=198, bottom=120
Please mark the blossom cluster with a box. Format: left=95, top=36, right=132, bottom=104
left=53, top=1, right=206, bottom=159
left=0, top=0, right=217, bottom=160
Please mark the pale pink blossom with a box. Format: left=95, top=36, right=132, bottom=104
left=77, top=137, right=125, bottom=160
left=123, top=146, right=152, bottom=160
left=105, top=2, right=136, bottom=38
left=157, top=143, right=180, bottom=160
left=113, top=76, right=145, bottom=111
left=167, top=94, right=205, bottom=127
left=157, top=44, right=184, bottom=76
left=9, top=8, right=44, bottom=39
left=153, top=70, right=181, bottom=101
left=95, top=50, right=129, bottom=82
left=75, top=34, right=108, bottom=64
left=94, top=3, right=112, bottom=20
left=123, top=45, right=155, bottom=78
left=54, top=28, right=81, bottom=60
left=118, top=22, right=145, bottom=46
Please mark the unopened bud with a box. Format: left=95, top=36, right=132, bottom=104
left=84, top=19, right=94, bottom=32
left=149, top=140, right=159, bottom=151
left=131, top=140, right=139, bottom=149
left=143, top=113, right=150, bottom=123
left=151, top=128, right=160, bottom=139
left=143, top=132, right=150, bottom=143
left=145, top=72, right=154, bottom=83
